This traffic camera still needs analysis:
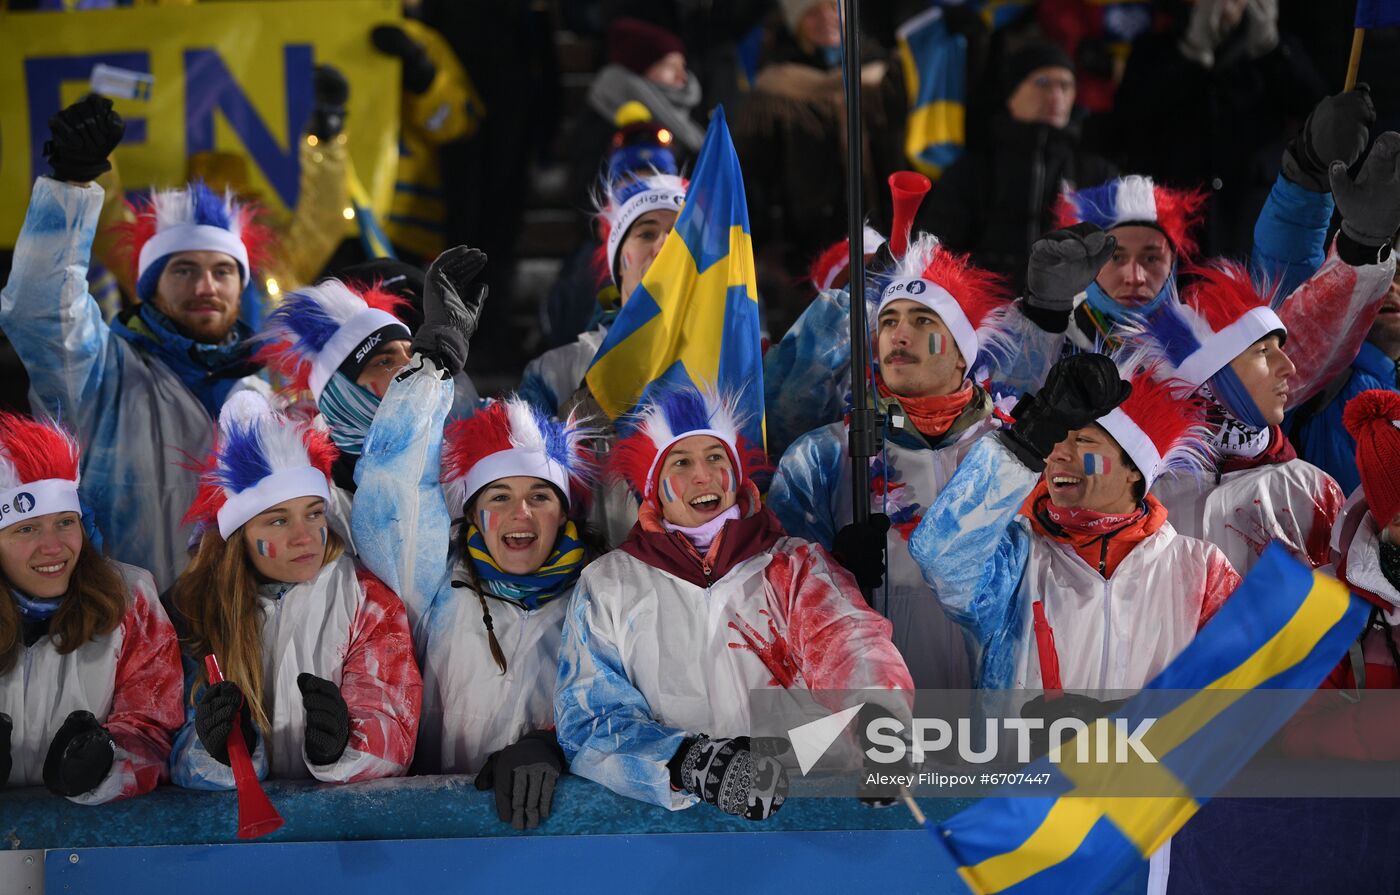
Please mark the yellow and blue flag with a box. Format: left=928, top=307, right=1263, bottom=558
left=585, top=106, right=764, bottom=449
left=933, top=542, right=1368, bottom=895
left=1357, top=0, right=1400, bottom=28
left=897, top=8, right=967, bottom=181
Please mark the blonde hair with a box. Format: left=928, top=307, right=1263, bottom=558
left=171, top=526, right=345, bottom=732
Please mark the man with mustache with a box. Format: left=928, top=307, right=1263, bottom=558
left=768, top=228, right=1113, bottom=688
left=0, top=96, right=272, bottom=589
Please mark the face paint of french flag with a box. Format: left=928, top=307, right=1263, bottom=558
left=1083, top=453, right=1113, bottom=476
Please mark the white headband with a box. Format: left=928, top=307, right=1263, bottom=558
left=642, top=427, right=740, bottom=499
left=308, top=308, right=409, bottom=399
left=0, top=479, right=82, bottom=532
left=1098, top=408, right=1165, bottom=490
left=877, top=277, right=978, bottom=367
left=1176, top=306, right=1287, bottom=388
left=457, top=448, right=573, bottom=515
left=606, top=184, right=686, bottom=282
left=215, top=467, right=331, bottom=539
left=138, top=225, right=250, bottom=286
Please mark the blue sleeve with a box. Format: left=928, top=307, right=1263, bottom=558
left=1250, top=173, right=1334, bottom=299
left=169, top=656, right=268, bottom=791
left=763, top=288, right=852, bottom=459
left=1288, top=364, right=1385, bottom=497
left=352, top=357, right=456, bottom=631
left=907, top=436, right=1035, bottom=661
left=554, top=576, right=695, bottom=811
left=0, top=177, right=116, bottom=420
left=768, top=426, right=844, bottom=549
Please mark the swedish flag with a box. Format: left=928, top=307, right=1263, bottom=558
left=897, top=8, right=967, bottom=181
left=935, top=542, right=1369, bottom=895
left=1356, top=0, right=1400, bottom=27
left=585, top=106, right=764, bottom=449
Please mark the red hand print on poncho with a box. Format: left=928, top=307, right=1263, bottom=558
left=728, top=609, right=804, bottom=688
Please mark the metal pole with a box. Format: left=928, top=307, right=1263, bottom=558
left=842, top=0, right=877, bottom=605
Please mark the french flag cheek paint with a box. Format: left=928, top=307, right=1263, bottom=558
left=661, top=476, right=680, bottom=504
left=255, top=539, right=276, bottom=559
left=478, top=509, right=497, bottom=534
left=1083, top=453, right=1114, bottom=476
left=319, top=526, right=328, bottom=546
left=929, top=333, right=947, bottom=355
left=718, top=468, right=732, bottom=494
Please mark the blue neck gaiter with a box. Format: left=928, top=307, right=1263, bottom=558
left=1208, top=364, right=1270, bottom=431
left=1083, top=277, right=1175, bottom=326
left=11, top=588, right=60, bottom=621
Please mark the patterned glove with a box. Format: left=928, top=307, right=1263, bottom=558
left=670, top=734, right=788, bottom=821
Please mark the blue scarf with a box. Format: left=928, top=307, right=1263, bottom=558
left=318, top=372, right=382, bottom=456
left=110, top=304, right=262, bottom=417
left=1083, top=278, right=1175, bottom=327
left=1208, top=365, right=1270, bottom=431
left=463, top=521, right=586, bottom=609
left=11, top=588, right=60, bottom=621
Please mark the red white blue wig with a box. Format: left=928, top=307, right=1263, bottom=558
left=0, top=414, right=82, bottom=533
left=1125, top=260, right=1286, bottom=390
left=1055, top=174, right=1208, bottom=258
left=610, top=386, right=764, bottom=503
left=259, top=279, right=410, bottom=400
left=441, top=398, right=596, bottom=518
left=185, top=392, right=336, bottom=540
left=116, top=180, right=271, bottom=301
left=870, top=233, right=1017, bottom=373
left=1097, top=366, right=1215, bottom=490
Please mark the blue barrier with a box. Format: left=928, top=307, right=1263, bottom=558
left=2, top=776, right=1151, bottom=893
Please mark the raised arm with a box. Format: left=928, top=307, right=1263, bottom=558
left=1280, top=132, right=1400, bottom=406
left=352, top=244, right=487, bottom=624
left=352, top=357, right=455, bottom=625
left=0, top=96, right=126, bottom=427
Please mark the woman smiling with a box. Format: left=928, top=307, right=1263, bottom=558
left=354, top=350, right=598, bottom=830
left=0, top=413, right=182, bottom=803
left=167, top=393, right=420, bottom=790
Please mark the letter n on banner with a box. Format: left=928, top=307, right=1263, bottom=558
left=184, top=45, right=314, bottom=209
left=25, top=53, right=151, bottom=180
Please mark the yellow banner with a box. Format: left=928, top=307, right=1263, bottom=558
left=0, top=0, right=402, bottom=247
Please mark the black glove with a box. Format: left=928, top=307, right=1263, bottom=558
left=1020, top=693, right=1127, bottom=759
left=42, top=710, right=115, bottom=797
left=669, top=734, right=788, bottom=821
left=831, top=514, right=891, bottom=591
left=308, top=65, right=349, bottom=140
left=371, top=24, right=438, bottom=95
left=474, top=729, right=566, bottom=830
left=0, top=712, right=11, bottom=788
left=43, top=94, right=125, bottom=183
left=297, top=672, right=350, bottom=766
left=411, top=245, right=488, bottom=377
left=1025, top=223, right=1117, bottom=314
left=195, top=679, right=259, bottom=766
left=1283, top=84, right=1376, bottom=193
left=1331, top=131, right=1400, bottom=249
left=998, top=353, right=1131, bottom=471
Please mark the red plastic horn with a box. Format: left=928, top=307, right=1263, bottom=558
left=887, top=171, right=932, bottom=258
left=204, top=654, right=285, bottom=840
